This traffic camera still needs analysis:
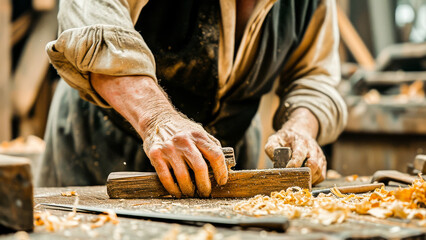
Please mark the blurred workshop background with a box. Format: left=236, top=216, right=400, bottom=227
left=0, top=0, right=425, bottom=177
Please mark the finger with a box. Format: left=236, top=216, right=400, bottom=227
left=305, top=142, right=319, bottom=174
left=181, top=142, right=212, bottom=197
left=194, top=136, right=228, bottom=186
left=311, top=148, right=326, bottom=185
left=163, top=147, right=195, bottom=197
left=206, top=133, right=222, bottom=147
left=264, top=135, right=283, bottom=160
left=286, top=136, right=308, bottom=168
left=149, top=148, right=182, bottom=198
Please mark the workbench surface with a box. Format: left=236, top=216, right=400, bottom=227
left=1, top=179, right=426, bottom=240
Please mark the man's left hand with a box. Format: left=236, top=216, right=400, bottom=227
left=264, top=108, right=326, bottom=185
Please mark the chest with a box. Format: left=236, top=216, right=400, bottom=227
left=235, top=0, right=259, bottom=47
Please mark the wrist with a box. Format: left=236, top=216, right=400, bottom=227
left=282, top=108, right=319, bottom=139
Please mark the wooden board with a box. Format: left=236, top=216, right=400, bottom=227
left=107, top=167, right=311, bottom=198
left=337, top=5, right=375, bottom=70
left=0, top=0, right=11, bottom=141
left=0, top=154, right=33, bottom=232
left=11, top=8, right=57, bottom=117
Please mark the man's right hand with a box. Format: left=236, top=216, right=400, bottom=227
left=142, top=113, right=228, bottom=198
left=90, top=74, right=228, bottom=198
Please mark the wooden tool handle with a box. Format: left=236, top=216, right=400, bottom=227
left=337, top=183, right=384, bottom=194
left=312, top=183, right=384, bottom=196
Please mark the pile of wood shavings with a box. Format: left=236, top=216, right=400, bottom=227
left=234, top=176, right=426, bottom=226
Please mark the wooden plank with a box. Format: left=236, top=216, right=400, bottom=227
left=107, top=167, right=311, bottom=198
left=337, top=5, right=375, bottom=70
left=345, top=97, right=426, bottom=134
left=11, top=9, right=57, bottom=117
left=19, top=75, right=54, bottom=137
left=11, top=12, right=32, bottom=46
left=362, top=71, right=426, bottom=86
left=0, top=0, right=11, bottom=142
left=0, top=154, right=33, bottom=232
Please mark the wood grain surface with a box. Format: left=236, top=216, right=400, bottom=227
left=0, top=154, right=33, bottom=232
left=107, top=167, right=311, bottom=198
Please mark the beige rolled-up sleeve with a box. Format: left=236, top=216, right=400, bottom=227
left=273, top=0, right=347, bottom=145
left=46, top=0, right=156, bottom=107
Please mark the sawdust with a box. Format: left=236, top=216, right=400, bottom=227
left=0, top=135, right=45, bottom=154
left=233, top=175, right=426, bottom=226
left=61, top=191, right=78, bottom=197
left=344, top=174, right=370, bottom=183
left=159, top=224, right=239, bottom=240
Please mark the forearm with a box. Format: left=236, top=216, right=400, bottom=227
left=282, top=108, right=319, bottom=139
left=90, top=73, right=178, bottom=140
left=90, top=73, right=228, bottom=197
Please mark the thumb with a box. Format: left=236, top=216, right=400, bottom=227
left=264, top=135, right=283, bottom=160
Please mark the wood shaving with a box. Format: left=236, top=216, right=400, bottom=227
left=363, top=89, right=381, bottom=104
left=234, top=175, right=426, bottom=226
left=0, top=135, right=45, bottom=154
left=34, top=196, right=119, bottom=232
left=344, top=175, right=358, bottom=182
left=61, top=191, right=78, bottom=197
left=395, top=80, right=425, bottom=103
left=89, top=209, right=119, bottom=229
left=326, top=169, right=342, bottom=179
left=344, top=175, right=370, bottom=183
left=14, top=231, right=30, bottom=240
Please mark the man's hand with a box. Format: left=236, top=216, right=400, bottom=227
left=265, top=108, right=326, bottom=184
left=90, top=74, right=228, bottom=197
left=142, top=114, right=227, bottom=198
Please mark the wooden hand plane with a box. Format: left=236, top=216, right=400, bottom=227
left=106, top=147, right=311, bottom=198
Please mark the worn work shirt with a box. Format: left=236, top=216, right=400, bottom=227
left=46, top=0, right=347, bottom=147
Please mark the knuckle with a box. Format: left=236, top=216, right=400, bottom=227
left=172, top=133, right=191, bottom=145
left=191, top=130, right=207, bottom=140
left=209, top=148, right=223, bottom=161
left=149, top=146, right=162, bottom=159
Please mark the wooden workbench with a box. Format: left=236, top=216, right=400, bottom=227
left=1, top=179, right=425, bottom=240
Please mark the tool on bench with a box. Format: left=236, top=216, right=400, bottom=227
left=0, top=154, right=33, bottom=232
left=407, top=154, right=426, bottom=175
left=40, top=203, right=290, bottom=232
left=107, top=147, right=311, bottom=198
left=311, top=183, right=384, bottom=197
left=371, top=154, right=426, bottom=185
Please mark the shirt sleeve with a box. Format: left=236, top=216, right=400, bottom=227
left=46, top=0, right=156, bottom=107
left=273, top=0, right=348, bottom=145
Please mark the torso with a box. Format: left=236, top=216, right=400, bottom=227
left=235, top=0, right=258, bottom=51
